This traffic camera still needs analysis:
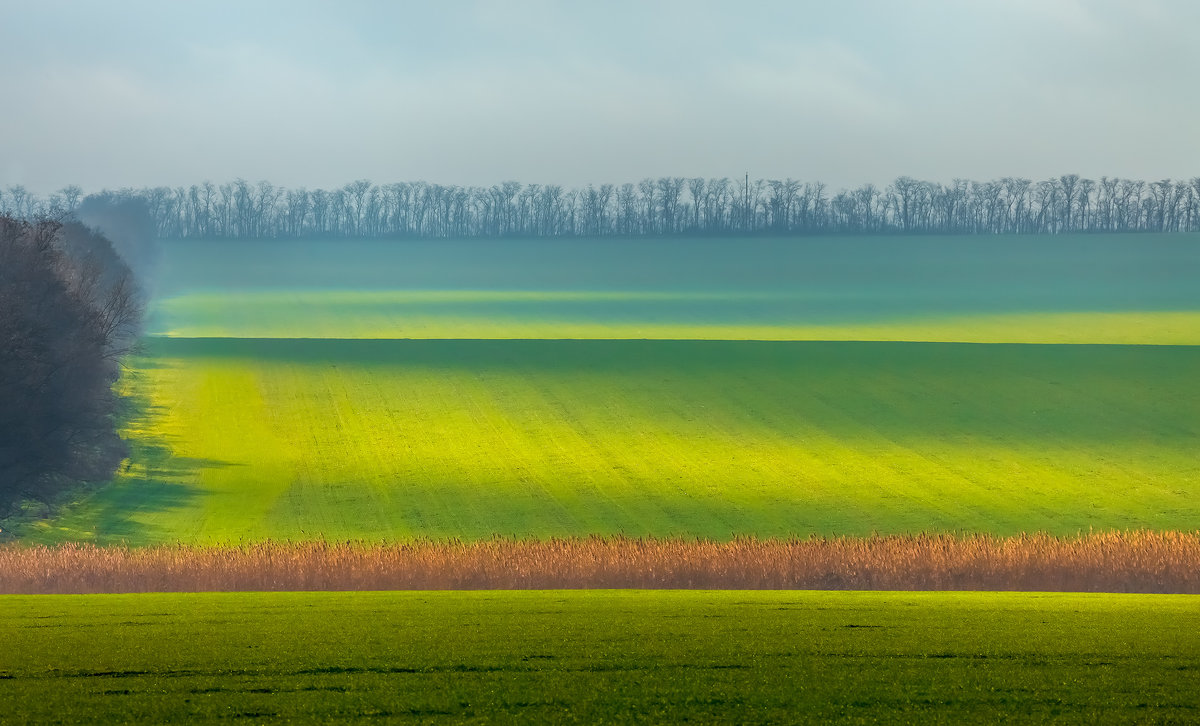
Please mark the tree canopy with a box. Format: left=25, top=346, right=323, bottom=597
left=0, top=216, right=141, bottom=510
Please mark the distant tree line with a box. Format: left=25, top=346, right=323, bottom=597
left=4, top=174, right=1200, bottom=240
left=0, top=216, right=141, bottom=512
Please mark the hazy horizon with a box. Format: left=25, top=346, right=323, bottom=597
left=3, top=1, right=1199, bottom=195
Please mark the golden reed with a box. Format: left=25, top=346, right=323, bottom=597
left=2, top=531, right=1199, bottom=594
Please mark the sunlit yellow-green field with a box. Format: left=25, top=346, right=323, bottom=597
left=27, top=235, right=1200, bottom=544
left=153, top=289, right=1200, bottom=344
left=32, top=337, right=1200, bottom=544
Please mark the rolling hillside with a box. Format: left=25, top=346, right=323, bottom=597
left=28, top=234, right=1200, bottom=544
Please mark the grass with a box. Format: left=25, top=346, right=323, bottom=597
left=5, top=532, right=1200, bottom=593
left=2, top=589, right=1198, bottom=723
left=26, top=338, right=1200, bottom=545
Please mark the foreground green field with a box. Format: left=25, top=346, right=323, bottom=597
left=30, top=338, right=1200, bottom=544
left=2, top=590, right=1197, bottom=723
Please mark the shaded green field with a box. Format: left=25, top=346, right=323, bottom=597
left=156, top=235, right=1200, bottom=307
left=150, top=234, right=1200, bottom=344
left=32, top=338, right=1200, bottom=544
left=2, top=590, right=1197, bottom=723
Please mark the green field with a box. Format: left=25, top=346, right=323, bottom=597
left=31, top=338, right=1200, bottom=544
left=9, top=235, right=1200, bottom=723
left=148, top=234, right=1200, bottom=344
left=22, top=234, right=1200, bottom=544
left=152, top=289, right=1200, bottom=344
left=3, top=590, right=1198, bottom=723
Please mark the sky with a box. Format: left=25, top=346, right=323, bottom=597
left=2, top=0, right=1198, bottom=194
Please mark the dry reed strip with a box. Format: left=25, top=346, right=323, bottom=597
left=2, top=531, right=1199, bottom=594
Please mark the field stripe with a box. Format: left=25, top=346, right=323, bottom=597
left=29, top=339, right=1200, bottom=544
left=151, top=291, right=1200, bottom=345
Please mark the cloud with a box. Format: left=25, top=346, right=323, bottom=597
left=716, top=41, right=895, bottom=125
left=1, top=1, right=1198, bottom=194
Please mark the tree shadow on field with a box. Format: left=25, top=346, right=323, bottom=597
left=34, top=362, right=239, bottom=546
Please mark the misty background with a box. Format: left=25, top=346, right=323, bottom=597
left=2, top=0, right=1199, bottom=195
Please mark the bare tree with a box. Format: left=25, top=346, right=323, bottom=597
left=9, top=172, right=1200, bottom=240
left=1, top=217, right=142, bottom=509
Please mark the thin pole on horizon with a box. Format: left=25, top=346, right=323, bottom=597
left=744, top=172, right=750, bottom=232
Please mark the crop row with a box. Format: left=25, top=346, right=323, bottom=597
left=4, top=531, right=1198, bottom=594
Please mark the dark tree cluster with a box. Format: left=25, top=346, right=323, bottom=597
left=6, top=174, right=1199, bottom=240
left=0, top=216, right=141, bottom=510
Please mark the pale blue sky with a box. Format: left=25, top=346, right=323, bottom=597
left=2, top=0, right=1197, bottom=193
